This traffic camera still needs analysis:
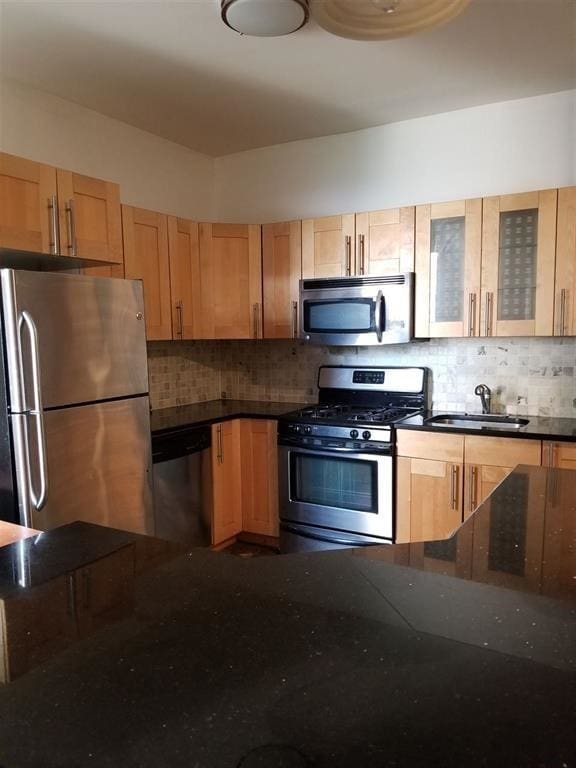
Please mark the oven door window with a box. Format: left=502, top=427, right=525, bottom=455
left=304, top=298, right=375, bottom=334
left=290, top=453, right=378, bottom=513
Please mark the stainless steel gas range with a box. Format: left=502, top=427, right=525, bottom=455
left=278, top=366, right=429, bottom=553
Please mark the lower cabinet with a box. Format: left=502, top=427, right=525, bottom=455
left=240, top=420, right=279, bottom=537
left=0, top=544, right=135, bottom=684
left=396, top=432, right=464, bottom=543
left=542, top=440, right=576, bottom=469
left=396, top=430, right=543, bottom=543
left=211, top=419, right=279, bottom=547
left=211, top=420, right=243, bottom=545
left=463, top=436, right=542, bottom=518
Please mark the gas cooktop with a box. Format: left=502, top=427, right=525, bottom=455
left=284, top=403, right=420, bottom=426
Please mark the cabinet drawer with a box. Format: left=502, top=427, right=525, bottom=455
left=465, top=436, right=541, bottom=467
left=397, top=430, right=464, bottom=462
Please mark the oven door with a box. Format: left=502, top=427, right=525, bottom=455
left=278, top=443, right=393, bottom=540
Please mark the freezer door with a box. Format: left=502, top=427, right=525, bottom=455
left=1, top=269, right=148, bottom=411
left=13, top=396, right=154, bottom=535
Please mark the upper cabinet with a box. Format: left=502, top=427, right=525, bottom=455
left=302, top=208, right=414, bottom=279
left=0, top=152, right=122, bottom=265
left=481, top=189, right=557, bottom=337
left=415, top=199, right=482, bottom=338
left=122, top=205, right=172, bottom=341
left=56, top=170, right=122, bottom=264
left=554, top=187, right=576, bottom=337
left=262, top=220, right=302, bottom=339
left=167, top=216, right=201, bottom=340
left=302, top=214, right=355, bottom=278
left=0, top=153, right=58, bottom=254
left=355, top=206, right=415, bottom=276
left=199, top=223, right=262, bottom=339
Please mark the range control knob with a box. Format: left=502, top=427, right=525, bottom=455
left=350, top=429, right=359, bottom=439
left=362, top=431, right=372, bottom=440
left=294, top=425, right=302, bottom=433
left=304, top=425, right=312, bottom=434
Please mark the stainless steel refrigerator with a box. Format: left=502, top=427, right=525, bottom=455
left=0, top=269, right=153, bottom=535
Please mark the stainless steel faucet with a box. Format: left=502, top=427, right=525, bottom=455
left=474, top=384, right=492, bottom=415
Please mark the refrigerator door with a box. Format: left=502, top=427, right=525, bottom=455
left=11, top=396, right=154, bottom=534
left=1, top=269, right=148, bottom=411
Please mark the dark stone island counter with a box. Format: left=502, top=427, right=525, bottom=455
left=0, top=465, right=574, bottom=768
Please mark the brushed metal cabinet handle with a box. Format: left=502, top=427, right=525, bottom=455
left=468, top=293, right=477, bottom=337
left=252, top=303, right=261, bottom=339
left=358, top=234, right=365, bottom=275
left=292, top=301, right=298, bottom=339
left=48, top=195, right=60, bottom=255
left=560, top=288, right=567, bottom=336
left=175, top=300, right=184, bottom=338
left=345, top=236, right=352, bottom=276
left=65, top=199, right=77, bottom=257
left=470, top=466, right=478, bottom=511
left=450, top=465, right=459, bottom=511
left=67, top=574, right=76, bottom=618
left=484, top=292, right=493, bottom=336
left=217, top=425, right=223, bottom=464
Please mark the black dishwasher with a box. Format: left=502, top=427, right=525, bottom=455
left=152, top=425, right=211, bottom=546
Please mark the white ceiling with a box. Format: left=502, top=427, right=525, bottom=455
left=0, top=0, right=574, bottom=157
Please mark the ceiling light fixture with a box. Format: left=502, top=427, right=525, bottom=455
left=221, top=0, right=309, bottom=37
left=310, top=0, right=471, bottom=41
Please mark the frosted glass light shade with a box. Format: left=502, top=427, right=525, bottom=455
left=311, top=0, right=470, bottom=40
left=221, top=0, right=309, bottom=36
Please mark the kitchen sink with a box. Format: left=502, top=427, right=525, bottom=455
left=424, top=414, right=530, bottom=430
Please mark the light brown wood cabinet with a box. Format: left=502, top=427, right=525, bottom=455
left=542, top=440, right=576, bottom=469
left=463, top=436, right=542, bottom=519
left=481, top=189, right=557, bottom=337
left=240, top=419, right=279, bottom=537
left=355, top=206, right=415, bottom=277
left=199, top=223, right=262, bottom=339
left=302, top=208, right=414, bottom=279
left=302, top=214, right=355, bottom=279
left=0, top=152, right=58, bottom=254
left=122, top=205, right=172, bottom=341
left=396, top=430, right=543, bottom=543
left=396, top=431, right=464, bottom=543
left=211, top=419, right=280, bottom=547
left=415, top=198, right=482, bottom=338
left=262, top=220, right=302, bottom=339
left=73, top=545, right=135, bottom=637
left=56, top=169, right=123, bottom=264
left=211, top=420, right=243, bottom=546
left=0, top=544, right=134, bottom=684
left=0, top=152, right=122, bottom=265
left=554, top=186, right=576, bottom=337
left=168, top=216, right=202, bottom=340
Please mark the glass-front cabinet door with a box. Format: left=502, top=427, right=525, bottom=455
left=481, top=190, right=558, bottom=337
left=414, top=199, right=482, bottom=338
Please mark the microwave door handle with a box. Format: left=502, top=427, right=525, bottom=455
left=375, top=290, right=385, bottom=342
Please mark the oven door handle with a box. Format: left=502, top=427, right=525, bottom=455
left=280, top=522, right=382, bottom=548
left=375, top=290, right=385, bottom=342
left=278, top=438, right=393, bottom=456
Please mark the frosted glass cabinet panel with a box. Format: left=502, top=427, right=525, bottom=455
left=481, top=190, right=557, bottom=337
left=415, top=199, right=482, bottom=338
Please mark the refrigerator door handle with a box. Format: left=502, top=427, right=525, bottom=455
left=19, top=311, right=49, bottom=510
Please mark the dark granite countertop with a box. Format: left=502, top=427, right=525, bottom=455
left=150, top=399, right=306, bottom=435
left=0, top=465, right=574, bottom=767
left=397, top=409, right=576, bottom=441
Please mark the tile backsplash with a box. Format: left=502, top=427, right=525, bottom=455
left=148, top=337, right=576, bottom=418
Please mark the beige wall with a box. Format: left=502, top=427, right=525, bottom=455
left=0, top=78, right=215, bottom=220
left=214, top=90, right=576, bottom=223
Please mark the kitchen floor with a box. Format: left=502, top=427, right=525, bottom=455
left=223, top=540, right=279, bottom=558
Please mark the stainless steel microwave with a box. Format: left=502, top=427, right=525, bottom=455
left=299, top=273, right=414, bottom=346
